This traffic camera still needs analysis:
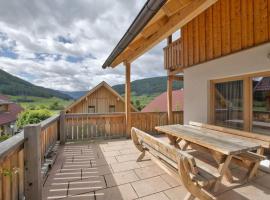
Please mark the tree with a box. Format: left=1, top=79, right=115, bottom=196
left=16, top=109, right=52, bottom=129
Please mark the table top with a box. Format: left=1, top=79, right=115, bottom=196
left=155, top=124, right=261, bottom=155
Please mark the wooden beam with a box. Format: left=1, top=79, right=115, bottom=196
left=167, top=35, right=173, bottom=45
left=125, top=62, right=131, bottom=138
left=111, top=0, right=217, bottom=67
left=60, top=111, right=66, bottom=144
left=24, top=124, right=42, bottom=200
left=172, top=75, right=184, bottom=81
left=167, top=75, right=173, bottom=124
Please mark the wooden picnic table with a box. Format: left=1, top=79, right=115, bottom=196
left=155, top=124, right=262, bottom=192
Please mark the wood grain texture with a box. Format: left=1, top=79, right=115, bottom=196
left=156, top=124, right=260, bottom=155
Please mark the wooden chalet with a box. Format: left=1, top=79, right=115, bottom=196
left=65, top=81, right=137, bottom=113
left=102, top=0, right=270, bottom=140
left=2, top=1, right=270, bottom=199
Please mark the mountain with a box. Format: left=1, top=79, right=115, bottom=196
left=60, top=91, right=87, bottom=99
left=0, top=69, right=72, bottom=100
left=112, top=76, right=183, bottom=96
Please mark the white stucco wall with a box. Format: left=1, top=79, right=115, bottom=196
left=183, top=43, right=270, bottom=124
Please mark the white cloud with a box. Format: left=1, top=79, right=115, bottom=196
left=0, top=0, right=167, bottom=91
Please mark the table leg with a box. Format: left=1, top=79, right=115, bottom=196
left=248, top=147, right=265, bottom=180
left=211, top=151, right=234, bottom=183
left=213, top=155, right=233, bottom=192
left=167, top=134, right=180, bottom=148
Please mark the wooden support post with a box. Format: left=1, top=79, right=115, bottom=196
left=24, top=124, right=42, bottom=200
left=167, top=75, right=173, bottom=124
left=125, top=61, right=131, bottom=138
left=167, top=35, right=172, bottom=45
left=60, top=111, right=66, bottom=145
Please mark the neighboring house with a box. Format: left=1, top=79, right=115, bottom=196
left=65, top=81, right=137, bottom=113
left=142, top=90, right=184, bottom=112
left=0, top=95, right=23, bottom=136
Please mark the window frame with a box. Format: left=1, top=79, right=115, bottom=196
left=109, top=105, right=116, bottom=113
left=88, top=106, right=95, bottom=113
left=209, top=71, right=270, bottom=132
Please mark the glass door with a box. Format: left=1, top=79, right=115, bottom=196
left=252, top=76, right=270, bottom=135
left=214, top=80, right=244, bottom=130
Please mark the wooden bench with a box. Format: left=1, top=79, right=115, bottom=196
left=131, top=127, right=219, bottom=200
left=188, top=122, right=266, bottom=180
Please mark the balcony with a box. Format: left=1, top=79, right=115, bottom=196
left=163, top=38, right=182, bottom=71
left=1, top=111, right=270, bottom=200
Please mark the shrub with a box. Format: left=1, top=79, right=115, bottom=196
left=49, top=101, right=64, bottom=110
left=0, top=135, right=10, bottom=142
left=16, top=109, right=52, bottom=129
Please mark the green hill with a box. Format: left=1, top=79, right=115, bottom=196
left=0, top=68, right=72, bottom=100
left=112, top=76, right=183, bottom=96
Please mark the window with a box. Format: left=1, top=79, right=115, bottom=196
left=210, top=71, right=270, bottom=135
left=214, top=80, right=244, bottom=130
left=109, top=105, right=115, bottom=113
left=88, top=106, right=95, bottom=113
left=252, top=76, right=270, bottom=136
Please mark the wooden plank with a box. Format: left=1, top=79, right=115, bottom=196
left=254, top=0, right=268, bottom=44
left=3, top=159, right=11, bottom=200
left=187, top=21, right=194, bottom=66
left=230, top=0, right=242, bottom=51
left=212, top=1, right=222, bottom=57
left=193, top=17, right=200, bottom=64
left=198, top=12, right=206, bottom=62
left=205, top=6, right=214, bottom=59
left=125, top=62, right=131, bottom=138
left=156, top=124, right=260, bottom=155
left=11, top=153, right=18, bottom=200
left=189, top=121, right=270, bottom=148
left=182, top=25, right=189, bottom=67
left=246, top=0, right=254, bottom=47
left=241, top=0, right=248, bottom=48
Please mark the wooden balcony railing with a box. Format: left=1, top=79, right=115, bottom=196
left=0, top=111, right=183, bottom=199
left=164, top=38, right=182, bottom=71
left=0, top=114, right=60, bottom=200
left=65, top=111, right=183, bottom=141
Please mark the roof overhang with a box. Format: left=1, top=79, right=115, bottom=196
left=102, top=0, right=217, bottom=69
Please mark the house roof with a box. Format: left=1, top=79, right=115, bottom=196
left=141, top=89, right=184, bottom=112
left=102, top=0, right=217, bottom=68
left=65, top=81, right=138, bottom=112
left=254, top=77, right=270, bottom=92
left=0, top=95, right=24, bottom=125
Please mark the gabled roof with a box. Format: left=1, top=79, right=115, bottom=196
left=0, top=95, right=24, bottom=125
left=65, top=81, right=138, bottom=112
left=254, top=77, right=270, bottom=92
left=142, top=89, right=184, bottom=112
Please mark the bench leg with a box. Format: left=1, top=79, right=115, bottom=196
left=184, top=192, right=195, bottom=200
left=137, top=150, right=146, bottom=162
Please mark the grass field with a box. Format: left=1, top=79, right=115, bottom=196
left=9, top=96, right=74, bottom=113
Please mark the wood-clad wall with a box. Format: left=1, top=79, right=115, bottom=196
left=68, top=86, right=128, bottom=113
left=181, top=0, right=270, bottom=68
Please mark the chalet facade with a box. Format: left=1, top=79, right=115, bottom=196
left=103, top=0, right=270, bottom=137
left=65, top=81, right=137, bottom=113
left=0, top=95, right=23, bottom=136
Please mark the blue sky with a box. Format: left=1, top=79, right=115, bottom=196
left=0, top=0, right=166, bottom=91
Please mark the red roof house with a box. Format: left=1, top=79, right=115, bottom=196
left=0, top=95, right=23, bottom=125
left=142, top=89, right=184, bottom=112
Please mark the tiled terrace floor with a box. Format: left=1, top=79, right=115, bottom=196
left=43, top=138, right=270, bottom=200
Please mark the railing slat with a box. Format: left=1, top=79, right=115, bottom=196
left=164, top=38, right=182, bottom=70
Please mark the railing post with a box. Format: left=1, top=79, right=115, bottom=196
left=125, top=61, right=131, bottom=138
left=24, top=124, right=42, bottom=200
left=167, top=75, right=173, bottom=124
left=60, top=111, right=66, bottom=145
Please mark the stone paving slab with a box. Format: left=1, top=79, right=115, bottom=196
left=43, top=138, right=270, bottom=200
